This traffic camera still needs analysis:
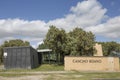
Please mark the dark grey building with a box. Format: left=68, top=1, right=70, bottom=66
left=4, top=46, right=39, bottom=69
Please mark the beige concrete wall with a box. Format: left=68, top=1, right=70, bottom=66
left=64, top=56, right=120, bottom=71
left=94, top=43, right=103, bottom=56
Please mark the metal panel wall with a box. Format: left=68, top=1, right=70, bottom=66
left=4, top=46, right=39, bottom=69
left=30, top=47, right=39, bottom=68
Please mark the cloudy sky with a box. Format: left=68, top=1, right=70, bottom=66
left=0, top=0, right=120, bottom=48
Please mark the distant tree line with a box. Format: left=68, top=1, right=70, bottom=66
left=97, top=41, right=120, bottom=56
left=0, top=39, right=30, bottom=64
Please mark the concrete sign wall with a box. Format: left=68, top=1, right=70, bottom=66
left=64, top=56, right=120, bottom=71
left=94, top=43, right=103, bottom=56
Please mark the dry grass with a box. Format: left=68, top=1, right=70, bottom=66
left=0, top=64, right=120, bottom=80
left=0, top=71, right=120, bottom=80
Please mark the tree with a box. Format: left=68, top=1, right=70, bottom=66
left=2, top=39, right=30, bottom=47
left=37, top=43, right=48, bottom=49
left=98, top=41, right=120, bottom=56
left=43, top=26, right=96, bottom=64
left=0, top=39, right=30, bottom=63
left=44, top=26, right=67, bottom=64
left=65, top=28, right=95, bottom=56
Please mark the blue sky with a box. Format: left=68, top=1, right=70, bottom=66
left=0, top=0, right=79, bottom=21
left=0, top=0, right=120, bottom=20
left=0, top=0, right=120, bottom=48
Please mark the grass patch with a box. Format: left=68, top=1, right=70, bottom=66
left=0, top=64, right=120, bottom=79
left=44, top=72, right=120, bottom=80
left=79, top=72, right=120, bottom=80
left=0, top=73, right=33, bottom=77
left=32, top=64, right=64, bottom=71
left=0, top=64, right=64, bottom=72
left=0, top=70, right=120, bottom=79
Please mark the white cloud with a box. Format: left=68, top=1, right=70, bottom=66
left=0, top=0, right=120, bottom=47
left=0, top=37, right=16, bottom=45
left=48, top=0, right=107, bottom=31
left=0, top=18, right=48, bottom=47
left=0, top=19, right=48, bottom=38
left=85, top=16, right=120, bottom=38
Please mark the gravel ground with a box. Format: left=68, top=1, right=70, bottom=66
left=0, top=75, right=47, bottom=80
left=0, top=70, right=74, bottom=80
left=0, top=65, right=4, bottom=69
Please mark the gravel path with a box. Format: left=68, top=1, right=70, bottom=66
left=0, top=75, right=46, bottom=80
left=0, top=71, right=74, bottom=80
left=0, top=71, right=72, bottom=74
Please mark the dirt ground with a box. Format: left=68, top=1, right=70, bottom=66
left=0, top=65, right=120, bottom=80
left=1, top=71, right=120, bottom=80
left=0, top=65, right=4, bottom=69
left=0, top=71, right=75, bottom=80
left=0, top=65, right=76, bottom=80
left=0, top=75, right=46, bottom=80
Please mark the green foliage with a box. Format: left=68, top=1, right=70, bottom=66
left=37, top=43, right=48, bottom=49
left=2, top=39, right=30, bottom=47
left=98, top=41, right=120, bottom=56
left=44, top=26, right=67, bottom=64
left=40, top=26, right=95, bottom=64
left=0, top=39, right=30, bottom=63
left=66, top=28, right=95, bottom=56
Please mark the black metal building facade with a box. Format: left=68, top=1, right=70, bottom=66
left=4, top=46, right=39, bottom=69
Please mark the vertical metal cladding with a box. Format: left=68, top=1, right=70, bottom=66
left=4, top=46, right=39, bottom=69
left=37, top=52, right=42, bottom=64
